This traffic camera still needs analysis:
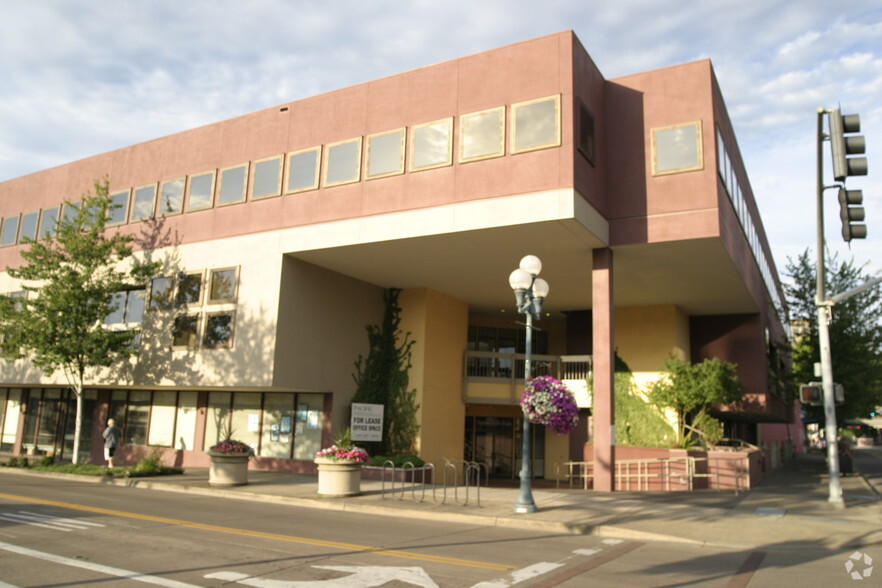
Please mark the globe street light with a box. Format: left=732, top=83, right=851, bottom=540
left=508, top=254, right=549, bottom=514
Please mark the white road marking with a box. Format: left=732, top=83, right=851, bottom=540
left=206, top=565, right=439, bottom=587
left=0, top=540, right=200, bottom=587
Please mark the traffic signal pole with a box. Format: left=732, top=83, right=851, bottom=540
left=816, top=107, right=844, bottom=508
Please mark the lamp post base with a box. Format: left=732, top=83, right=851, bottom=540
left=513, top=503, right=538, bottom=514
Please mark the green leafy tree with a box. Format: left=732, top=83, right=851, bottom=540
left=649, top=357, right=744, bottom=448
left=591, top=353, right=675, bottom=447
left=784, top=250, right=882, bottom=419
left=0, top=180, right=159, bottom=463
left=351, top=288, right=419, bottom=456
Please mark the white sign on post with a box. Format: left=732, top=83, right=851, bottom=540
left=351, top=403, right=384, bottom=442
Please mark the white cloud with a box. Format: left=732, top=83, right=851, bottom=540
left=0, top=0, right=880, bottom=280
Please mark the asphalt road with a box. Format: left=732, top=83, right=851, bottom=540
left=0, top=471, right=876, bottom=587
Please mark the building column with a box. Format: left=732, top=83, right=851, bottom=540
left=592, top=248, right=615, bottom=492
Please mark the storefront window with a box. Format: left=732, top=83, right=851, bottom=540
left=1, top=389, right=22, bottom=453
left=293, top=393, right=324, bottom=460
left=261, top=393, right=294, bottom=458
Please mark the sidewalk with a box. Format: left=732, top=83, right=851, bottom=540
left=61, top=451, right=882, bottom=551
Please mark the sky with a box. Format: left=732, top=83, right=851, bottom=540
left=1, top=0, right=880, bottom=289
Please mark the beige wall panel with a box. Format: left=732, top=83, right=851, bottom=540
left=400, top=288, right=468, bottom=465
left=273, top=257, right=385, bottom=434
left=614, top=305, right=689, bottom=374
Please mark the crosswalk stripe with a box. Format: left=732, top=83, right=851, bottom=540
left=0, top=511, right=106, bottom=531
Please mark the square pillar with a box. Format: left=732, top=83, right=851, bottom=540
left=592, top=248, right=615, bottom=491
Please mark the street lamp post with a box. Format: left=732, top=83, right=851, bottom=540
left=508, top=254, right=549, bottom=514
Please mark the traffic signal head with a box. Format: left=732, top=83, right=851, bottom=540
left=829, top=109, right=868, bottom=181
left=838, top=187, right=867, bottom=241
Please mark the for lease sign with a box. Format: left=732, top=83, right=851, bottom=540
left=351, top=403, right=384, bottom=442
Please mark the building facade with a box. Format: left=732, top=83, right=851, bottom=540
left=0, top=32, right=796, bottom=486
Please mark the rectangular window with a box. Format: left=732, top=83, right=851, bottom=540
left=126, top=391, right=151, bottom=446
left=147, top=390, right=177, bottom=447
left=107, top=190, right=131, bottom=226
left=203, top=311, right=235, bottom=349
left=260, top=393, right=293, bottom=458
left=131, top=184, right=157, bottom=221
left=292, top=393, right=324, bottom=460
left=204, top=392, right=231, bottom=451
left=39, top=206, right=59, bottom=239
left=285, top=147, right=321, bottom=194
left=176, top=271, right=203, bottom=307
left=217, top=164, right=248, bottom=206
left=365, top=128, right=405, bottom=180
left=651, top=121, right=704, bottom=176
left=250, top=155, right=283, bottom=199
left=175, top=391, right=198, bottom=451
left=460, top=106, right=505, bottom=163
left=208, top=267, right=238, bottom=304
left=577, top=101, right=596, bottom=164
left=172, top=314, right=200, bottom=349
left=511, top=94, right=561, bottom=154
left=104, top=289, right=146, bottom=325
left=187, top=171, right=215, bottom=211
left=1, top=389, right=22, bottom=453
left=159, top=178, right=185, bottom=217
left=18, top=211, right=39, bottom=243
left=323, top=138, right=362, bottom=187
left=1, top=215, right=19, bottom=247
left=61, top=201, right=80, bottom=226
left=410, top=118, right=453, bottom=172
left=150, top=276, right=173, bottom=310
left=230, top=392, right=261, bottom=451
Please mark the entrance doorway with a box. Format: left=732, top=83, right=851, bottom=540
left=464, top=416, right=544, bottom=479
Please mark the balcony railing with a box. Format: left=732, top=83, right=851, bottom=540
left=463, top=351, right=592, bottom=405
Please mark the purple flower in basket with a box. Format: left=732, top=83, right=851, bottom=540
left=520, top=375, right=579, bottom=435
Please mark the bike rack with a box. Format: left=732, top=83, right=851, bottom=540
left=380, top=458, right=486, bottom=507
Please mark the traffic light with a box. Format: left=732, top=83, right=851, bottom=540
left=800, top=383, right=822, bottom=405
left=838, top=187, right=867, bottom=241
left=829, top=109, right=867, bottom=181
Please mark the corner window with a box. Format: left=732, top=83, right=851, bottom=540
left=1, top=215, right=19, bottom=247
left=410, top=118, right=453, bottom=172
left=131, top=184, right=157, bottom=221
left=285, top=147, right=321, bottom=194
left=38, top=207, right=59, bottom=239
left=108, top=190, right=131, bottom=226
left=366, top=129, right=405, bottom=180
left=460, top=107, right=505, bottom=163
left=187, top=171, right=215, bottom=211
left=323, top=138, right=362, bottom=187
left=652, top=121, right=704, bottom=176
left=159, top=178, right=185, bottom=217
left=250, top=156, right=283, bottom=199
left=208, top=268, right=238, bottom=304
left=577, top=101, right=596, bottom=164
left=511, top=95, right=561, bottom=154
left=217, top=164, right=248, bottom=206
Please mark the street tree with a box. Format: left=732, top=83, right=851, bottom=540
left=784, top=249, right=882, bottom=420
left=0, top=180, right=159, bottom=463
left=649, top=357, right=744, bottom=448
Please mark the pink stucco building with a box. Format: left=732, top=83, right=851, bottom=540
left=0, top=31, right=797, bottom=489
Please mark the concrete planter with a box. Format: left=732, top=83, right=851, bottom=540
left=314, top=457, right=363, bottom=497
left=208, top=452, right=251, bottom=487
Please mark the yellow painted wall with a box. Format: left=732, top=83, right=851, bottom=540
left=615, top=305, right=689, bottom=372
left=399, top=288, right=469, bottom=465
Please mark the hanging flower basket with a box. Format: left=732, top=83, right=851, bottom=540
left=520, top=375, right=580, bottom=435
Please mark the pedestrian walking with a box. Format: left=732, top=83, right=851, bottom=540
left=102, top=419, right=122, bottom=468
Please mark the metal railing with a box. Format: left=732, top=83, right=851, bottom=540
left=380, top=458, right=488, bottom=506
left=556, top=455, right=748, bottom=493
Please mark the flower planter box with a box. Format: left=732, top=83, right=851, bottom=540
left=208, top=452, right=250, bottom=487
left=315, top=458, right=363, bottom=497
